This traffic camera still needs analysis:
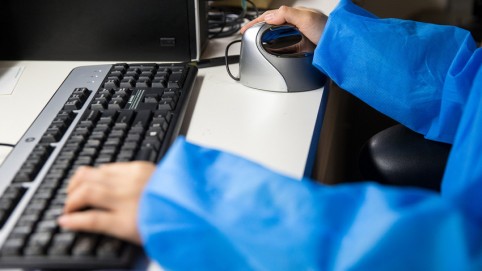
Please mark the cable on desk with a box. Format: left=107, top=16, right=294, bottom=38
left=0, top=143, right=15, bottom=148
left=194, top=55, right=240, bottom=69
left=208, top=0, right=260, bottom=39
left=246, top=0, right=259, bottom=17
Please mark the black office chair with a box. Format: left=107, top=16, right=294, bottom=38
left=359, top=124, right=452, bottom=191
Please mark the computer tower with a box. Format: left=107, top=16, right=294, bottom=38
left=0, top=0, right=208, bottom=61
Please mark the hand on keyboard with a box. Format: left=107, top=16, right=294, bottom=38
left=58, top=162, right=156, bottom=245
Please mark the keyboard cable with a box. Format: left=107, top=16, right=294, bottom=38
left=0, top=143, right=15, bottom=148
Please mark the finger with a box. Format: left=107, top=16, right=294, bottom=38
left=96, top=162, right=134, bottom=175
left=240, top=10, right=275, bottom=33
left=64, top=182, right=115, bottom=213
left=265, top=6, right=304, bottom=27
left=69, top=163, right=133, bottom=194
left=58, top=210, right=115, bottom=236
left=67, top=166, right=103, bottom=193
left=58, top=210, right=141, bottom=244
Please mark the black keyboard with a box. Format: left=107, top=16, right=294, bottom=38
left=0, top=62, right=198, bottom=269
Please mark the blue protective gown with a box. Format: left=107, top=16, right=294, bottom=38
left=138, top=0, right=482, bottom=270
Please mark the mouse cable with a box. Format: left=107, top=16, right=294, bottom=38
left=225, top=40, right=242, bottom=81
left=192, top=55, right=240, bottom=69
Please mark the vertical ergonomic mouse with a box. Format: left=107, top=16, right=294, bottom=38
left=238, top=23, right=326, bottom=92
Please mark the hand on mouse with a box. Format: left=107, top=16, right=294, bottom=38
left=240, top=6, right=328, bottom=46
left=58, top=162, right=156, bottom=245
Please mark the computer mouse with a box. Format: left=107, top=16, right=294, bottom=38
left=238, top=23, right=326, bottom=92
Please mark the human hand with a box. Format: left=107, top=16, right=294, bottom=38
left=240, top=6, right=328, bottom=45
left=57, top=162, right=156, bottom=245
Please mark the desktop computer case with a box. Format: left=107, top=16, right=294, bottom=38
left=0, top=0, right=208, bottom=61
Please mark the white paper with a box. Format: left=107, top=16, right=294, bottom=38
left=0, top=66, right=25, bottom=95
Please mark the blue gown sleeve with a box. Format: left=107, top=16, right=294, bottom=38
left=138, top=137, right=482, bottom=271
left=136, top=1, right=482, bottom=270
left=313, top=0, right=479, bottom=143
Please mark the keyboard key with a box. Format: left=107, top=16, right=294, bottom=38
left=48, top=232, right=76, bottom=256
left=135, top=147, right=158, bottom=162
left=1, top=238, right=26, bottom=256
left=104, top=79, right=119, bottom=89
left=96, top=237, right=123, bottom=258
left=158, top=101, right=175, bottom=111
left=132, top=110, right=152, bottom=129
left=64, top=99, right=83, bottom=110
left=0, top=185, right=27, bottom=228
left=72, top=234, right=98, bottom=257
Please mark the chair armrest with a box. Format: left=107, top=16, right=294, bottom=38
left=359, top=124, right=451, bottom=191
